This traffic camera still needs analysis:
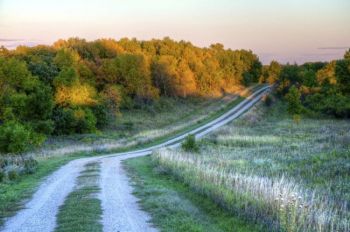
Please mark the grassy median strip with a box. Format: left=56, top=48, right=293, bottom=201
left=55, top=162, right=102, bottom=232
left=124, top=156, right=264, bottom=232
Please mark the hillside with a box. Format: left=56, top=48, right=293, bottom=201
left=126, top=98, right=350, bottom=231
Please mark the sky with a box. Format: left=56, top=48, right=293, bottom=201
left=0, top=0, right=349, bottom=64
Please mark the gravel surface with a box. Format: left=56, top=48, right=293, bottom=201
left=0, top=86, right=270, bottom=232
left=1, top=157, right=97, bottom=232
left=100, top=153, right=157, bottom=232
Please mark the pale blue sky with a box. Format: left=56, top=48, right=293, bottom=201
left=0, top=0, right=349, bottom=63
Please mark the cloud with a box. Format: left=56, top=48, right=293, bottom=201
left=0, top=38, right=23, bottom=42
left=318, top=47, right=349, bottom=50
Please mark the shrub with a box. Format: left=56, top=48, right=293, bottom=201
left=263, top=94, right=273, bottom=107
left=285, top=86, right=303, bottom=115
left=181, top=134, right=199, bottom=153
left=0, top=121, right=44, bottom=154
left=23, top=157, right=38, bottom=174
left=8, top=169, right=19, bottom=181
left=0, top=169, right=4, bottom=182
left=74, top=108, right=97, bottom=133
left=91, top=104, right=109, bottom=129
left=53, top=107, right=97, bottom=135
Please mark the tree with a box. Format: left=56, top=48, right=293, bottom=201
left=0, top=121, right=44, bottom=154
left=260, top=61, right=281, bottom=84
left=54, top=48, right=80, bottom=69
left=285, top=86, right=302, bottom=115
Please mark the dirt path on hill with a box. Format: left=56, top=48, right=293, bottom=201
left=1, top=86, right=270, bottom=232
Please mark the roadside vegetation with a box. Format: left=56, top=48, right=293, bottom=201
left=0, top=86, right=257, bottom=227
left=148, top=99, right=350, bottom=232
left=55, top=162, right=102, bottom=232
left=0, top=154, right=83, bottom=225
left=124, top=156, right=265, bottom=232
left=0, top=37, right=262, bottom=155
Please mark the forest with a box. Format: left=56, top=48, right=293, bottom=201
left=0, top=37, right=349, bottom=154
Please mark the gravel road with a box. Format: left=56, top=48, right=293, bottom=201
left=1, top=86, right=270, bottom=232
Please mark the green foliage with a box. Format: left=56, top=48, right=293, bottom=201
left=0, top=121, right=44, bottom=154
left=274, top=50, right=350, bottom=118
left=52, top=107, right=97, bottom=135
left=182, top=134, right=199, bottom=152
left=8, top=170, right=19, bottom=181
left=53, top=67, right=79, bottom=87
left=305, top=92, right=350, bottom=118
left=23, top=157, right=39, bottom=174
left=91, top=104, right=109, bottom=129
left=0, top=37, right=264, bottom=153
left=285, top=86, right=302, bottom=115
left=0, top=170, right=4, bottom=182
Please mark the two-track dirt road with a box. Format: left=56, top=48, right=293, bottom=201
left=1, top=86, right=270, bottom=232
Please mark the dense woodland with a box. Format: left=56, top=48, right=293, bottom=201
left=0, top=37, right=349, bottom=153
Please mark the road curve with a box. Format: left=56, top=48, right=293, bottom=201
left=1, top=86, right=270, bottom=232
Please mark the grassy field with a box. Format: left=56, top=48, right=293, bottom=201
left=124, top=156, right=265, bottom=232
left=150, top=100, right=350, bottom=232
left=32, top=85, right=256, bottom=158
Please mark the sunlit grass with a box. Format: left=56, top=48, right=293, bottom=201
left=30, top=85, right=258, bottom=158
left=153, top=101, right=350, bottom=231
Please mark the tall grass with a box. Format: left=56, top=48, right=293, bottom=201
left=152, top=101, right=350, bottom=232
left=154, top=150, right=349, bottom=231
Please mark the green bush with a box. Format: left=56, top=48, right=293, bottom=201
left=91, top=104, right=109, bottom=129
left=53, top=107, right=97, bottom=135
left=0, top=121, right=44, bottom=154
left=23, top=157, right=38, bottom=174
left=182, top=135, right=199, bottom=153
left=0, top=169, right=4, bottom=182
left=285, top=86, right=303, bottom=115
left=8, top=170, right=19, bottom=181
left=75, top=108, right=97, bottom=133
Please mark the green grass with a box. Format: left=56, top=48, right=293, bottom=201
left=55, top=162, right=102, bottom=232
left=37, top=85, right=264, bottom=157
left=153, top=99, right=350, bottom=231
left=0, top=154, right=84, bottom=225
left=0, top=85, right=264, bottom=227
left=124, top=156, right=265, bottom=232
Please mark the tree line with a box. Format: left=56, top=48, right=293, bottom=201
left=0, top=37, right=262, bottom=153
left=261, top=50, right=350, bottom=118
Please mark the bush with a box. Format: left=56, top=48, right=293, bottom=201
left=263, top=94, right=273, bottom=107
left=23, top=157, right=38, bottom=174
left=182, top=135, right=199, bottom=153
left=285, top=86, right=303, bottom=115
left=91, top=104, right=109, bottom=129
left=0, top=169, right=4, bottom=182
left=0, top=121, right=44, bottom=154
left=8, top=169, right=19, bottom=181
left=75, top=108, right=97, bottom=133
left=53, top=107, right=97, bottom=135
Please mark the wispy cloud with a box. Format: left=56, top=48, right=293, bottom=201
left=318, top=47, right=349, bottom=50
left=0, top=38, right=23, bottom=42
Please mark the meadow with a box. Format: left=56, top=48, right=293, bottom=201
left=30, top=85, right=251, bottom=158
left=150, top=100, right=350, bottom=232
